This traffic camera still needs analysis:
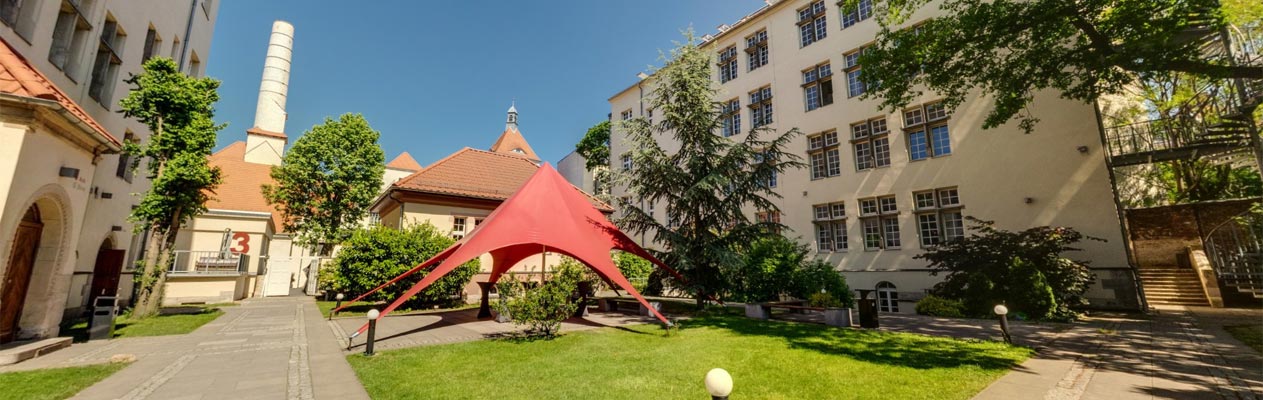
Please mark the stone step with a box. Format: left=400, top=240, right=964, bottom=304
left=0, top=337, right=71, bottom=366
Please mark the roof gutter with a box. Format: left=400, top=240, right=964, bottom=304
left=0, top=93, right=122, bottom=152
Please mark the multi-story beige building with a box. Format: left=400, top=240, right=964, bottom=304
left=0, top=0, right=217, bottom=343
left=607, top=0, right=1138, bottom=312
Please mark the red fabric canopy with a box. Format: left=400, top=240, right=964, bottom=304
left=339, top=164, right=688, bottom=336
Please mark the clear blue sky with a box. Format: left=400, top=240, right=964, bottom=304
left=206, top=1, right=760, bottom=165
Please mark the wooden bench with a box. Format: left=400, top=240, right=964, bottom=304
left=747, top=300, right=852, bottom=327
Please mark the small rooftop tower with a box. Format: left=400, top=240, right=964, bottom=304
left=245, top=20, right=294, bottom=165
left=506, top=102, right=518, bottom=131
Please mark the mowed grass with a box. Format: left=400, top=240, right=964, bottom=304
left=347, top=315, right=1031, bottom=400
left=1225, top=324, right=1263, bottom=354
left=62, top=305, right=225, bottom=342
left=0, top=363, right=128, bottom=400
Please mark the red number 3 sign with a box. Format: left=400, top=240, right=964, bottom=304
left=230, top=232, right=250, bottom=254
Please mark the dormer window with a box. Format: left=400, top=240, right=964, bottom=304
left=513, top=148, right=525, bottom=154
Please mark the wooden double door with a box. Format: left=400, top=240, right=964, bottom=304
left=1, top=206, right=43, bottom=344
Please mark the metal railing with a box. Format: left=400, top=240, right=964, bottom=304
left=1204, top=210, right=1263, bottom=298
left=168, top=250, right=249, bottom=275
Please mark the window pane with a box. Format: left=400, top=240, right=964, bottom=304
left=810, top=152, right=827, bottom=179
left=826, top=148, right=841, bottom=176
left=918, top=213, right=940, bottom=247
left=863, top=219, right=882, bottom=249
left=851, top=122, right=870, bottom=139
left=883, top=217, right=901, bottom=248
left=817, top=224, right=833, bottom=251
left=814, top=205, right=831, bottom=220
left=831, top=203, right=846, bottom=218
left=879, top=197, right=898, bottom=213
left=909, top=130, right=929, bottom=161
left=860, top=199, right=878, bottom=215
left=931, top=125, right=952, bottom=156
left=824, top=131, right=839, bottom=146
left=870, top=118, right=888, bottom=135
left=915, top=192, right=937, bottom=209
left=938, top=188, right=960, bottom=206
left=805, top=85, right=820, bottom=111
left=943, top=211, right=965, bottom=241
left=904, top=108, right=924, bottom=126
left=873, top=137, right=891, bottom=167
left=833, top=222, right=848, bottom=250
left=847, top=70, right=864, bottom=97
left=854, top=141, right=873, bottom=170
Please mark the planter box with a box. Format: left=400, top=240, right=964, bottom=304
left=639, top=301, right=662, bottom=317
left=824, top=308, right=853, bottom=327
left=745, top=304, right=770, bottom=320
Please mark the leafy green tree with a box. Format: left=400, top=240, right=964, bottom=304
left=328, top=224, right=478, bottom=308
left=850, top=0, right=1263, bottom=133
left=613, top=251, right=653, bottom=292
left=575, top=120, right=611, bottom=170
left=791, top=260, right=854, bottom=308
left=727, top=236, right=805, bottom=303
left=119, top=57, right=224, bottom=318
left=617, top=32, right=803, bottom=308
left=264, top=114, right=385, bottom=255
left=918, top=218, right=1097, bottom=321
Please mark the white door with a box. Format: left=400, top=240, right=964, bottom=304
left=264, top=257, right=296, bottom=296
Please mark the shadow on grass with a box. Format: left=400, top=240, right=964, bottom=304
left=682, top=316, right=1031, bottom=371
left=60, top=307, right=224, bottom=343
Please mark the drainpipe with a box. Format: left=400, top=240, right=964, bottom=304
left=178, top=0, right=197, bottom=72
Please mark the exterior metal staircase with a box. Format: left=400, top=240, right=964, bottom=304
left=1205, top=210, right=1263, bottom=299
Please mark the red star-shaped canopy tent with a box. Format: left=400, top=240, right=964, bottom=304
left=337, top=164, right=689, bottom=336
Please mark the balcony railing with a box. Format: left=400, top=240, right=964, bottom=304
left=169, top=250, right=249, bottom=275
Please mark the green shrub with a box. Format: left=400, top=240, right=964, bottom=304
left=791, top=260, right=854, bottom=308
left=915, top=295, right=966, bottom=318
left=727, top=236, right=805, bottom=303
left=498, top=260, right=587, bottom=337
left=807, top=292, right=843, bottom=308
left=613, top=251, right=653, bottom=292
left=919, top=218, right=1096, bottom=321
left=330, top=224, right=478, bottom=309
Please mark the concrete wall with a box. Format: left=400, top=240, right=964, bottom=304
left=557, top=151, right=595, bottom=194
left=0, top=106, right=100, bottom=340
left=0, top=0, right=219, bottom=315
left=607, top=0, right=1135, bottom=309
left=163, top=275, right=250, bottom=305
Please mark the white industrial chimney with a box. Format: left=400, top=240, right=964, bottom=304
left=244, top=20, right=294, bottom=166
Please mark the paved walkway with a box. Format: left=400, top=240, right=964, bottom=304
left=0, top=295, right=368, bottom=400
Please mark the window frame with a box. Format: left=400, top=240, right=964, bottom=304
left=843, top=46, right=870, bottom=98
left=802, top=62, right=834, bottom=112
left=718, top=45, right=739, bottom=83
left=89, top=13, right=125, bottom=107
left=851, top=117, right=890, bottom=171
left=807, top=130, right=841, bottom=180
left=840, top=0, right=874, bottom=29
left=903, top=100, right=952, bottom=161
left=859, top=195, right=900, bottom=250
left=745, top=29, right=769, bottom=71
left=721, top=98, right=742, bottom=137
left=797, top=0, right=828, bottom=48
left=913, top=187, right=964, bottom=247
left=748, top=86, right=774, bottom=128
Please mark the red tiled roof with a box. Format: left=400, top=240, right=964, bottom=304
left=391, top=147, right=612, bottom=211
left=0, top=37, right=118, bottom=147
left=246, top=126, right=287, bottom=139
left=206, top=141, right=285, bottom=231
left=386, top=152, right=422, bottom=171
left=489, top=127, right=540, bottom=160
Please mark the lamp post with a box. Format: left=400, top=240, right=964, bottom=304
left=994, top=304, right=1012, bottom=344
left=365, top=309, right=379, bottom=356
left=331, top=293, right=344, bottom=320
left=704, top=368, right=733, bottom=400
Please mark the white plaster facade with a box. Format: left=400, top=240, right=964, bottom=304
left=0, top=0, right=218, bottom=318
left=607, top=0, right=1138, bottom=311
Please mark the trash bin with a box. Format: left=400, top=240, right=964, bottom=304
left=88, top=296, right=118, bottom=341
left=856, top=289, right=879, bottom=329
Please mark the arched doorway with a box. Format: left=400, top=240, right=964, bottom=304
left=89, top=237, right=126, bottom=307
left=876, top=281, right=899, bottom=313
left=1, top=205, right=43, bottom=343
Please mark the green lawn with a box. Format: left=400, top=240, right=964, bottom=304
left=347, top=315, right=1031, bottom=400
left=1225, top=324, right=1263, bottom=354
left=0, top=363, right=129, bottom=400
left=61, top=306, right=225, bottom=342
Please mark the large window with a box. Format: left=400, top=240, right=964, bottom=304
left=851, top=117, right=890, bottom=171
left=905, top=101, right=951, bottom=161
left=749, top=86, right=774, bottom=128
left=746, top=29, right=769, bottom=71
left=914, top=187, right=964, bottom=247
left=451, top=216, right=468, bottom=239
left=721, top=98, right=742, bottom=137
left=843, top=47, right=869, bottom=98
left=841, top=0, right=873, bottom=29
left=0, top=0, right=41, bottom=40
left=813, top=202, right=847, bottom=252
left=877, top=281, right=899, bottom=312
left=802, top=63, right=833, bottom=112
left=718, top=45, right=738, bottom=83
left=860, top=195, right=900, bottom=250
left=141, top=25, right=161, bottom=62
left=807, top=131, right=841, bottom=180
left=797, top=0, right=827, bottom=47
left=89, top=14, right=125, bottom=106
left=49, top=0, right=94, bottom=78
